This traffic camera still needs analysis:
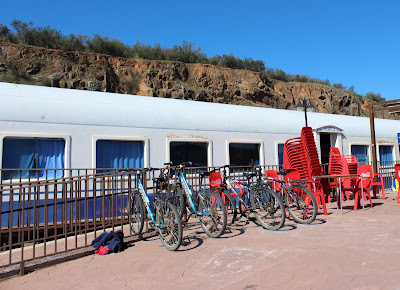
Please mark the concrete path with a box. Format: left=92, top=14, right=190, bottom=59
left=2, top=194, right=400, bottom=289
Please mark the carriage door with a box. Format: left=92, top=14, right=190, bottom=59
left=320, top=133, right=331, bottom=165
left=314, top=126, right=344, bottom=172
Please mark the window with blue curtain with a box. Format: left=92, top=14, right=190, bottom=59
left=379, top=145, right=394, bottom=166
left=96, top=140, right=144, bottom=171
left=351, top=145, right=369, bottom=165
left=278, top=144, right=284, bottom=168
left=2, top=138, right=65, bottom=179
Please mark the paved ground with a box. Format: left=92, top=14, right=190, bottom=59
left=2, top=193, right=400, bottom=289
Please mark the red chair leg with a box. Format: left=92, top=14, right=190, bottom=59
left=368, top=190, right=373, bottom=209
left=320, top=194, right=328, bottom=215
left=354, top=190, right=361, bottom=211
left=353, top=196, right=359, bottom=211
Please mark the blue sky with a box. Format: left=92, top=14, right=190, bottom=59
left=1, top=0, right=399, bottom=100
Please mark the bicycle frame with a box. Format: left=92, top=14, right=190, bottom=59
left=177, top=169, right=215, bottom=217
left=178, top=171, right=198, bottom=212
left=225, top=179, right=250, bottom=210
left=218, top=165, right=251, bottom=210
left=136, top=173, right=164, bottom=227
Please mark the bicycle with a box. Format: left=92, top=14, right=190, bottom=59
left=129, top=168, right=183, bottom=251
left=198, top=168, right=237, bottom=226
left=168, top=162, right=227, bottom=238
left=264, top=169, right=318, bottom=224
left=220, top=165, right=286, bottom=230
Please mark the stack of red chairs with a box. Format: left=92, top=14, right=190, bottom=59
left=283, top=136, right=311, bottom=179
left=328, top=148, right=356, bottom=201
left=327, top=147, right=380, bottom=209
left=344, top=155, right=358, bottom=176
left=283, top=127, right=327, bottom=215
left=301, top=127, right=324, bottom=177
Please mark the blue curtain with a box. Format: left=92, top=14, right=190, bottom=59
left=36, top=139, right=65, bottom=178
left=2, top=139, right=35, bottom=179
left=278, top=144, right=284, bottom=167
left=2, top=138, right=65, bottom=180
left=379, top=145, right=393, bottom=166
left=96, top=140, right=144, bottom=170
left=351, top=145, right=369, bottom=165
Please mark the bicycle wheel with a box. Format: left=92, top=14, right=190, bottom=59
left=285, top=184, right=317, bottom=224
left=155, top=201, right=183, bottom=251
left=221, top=189, right=237, bottom=226
left=198, top=190, right=227, bottom=238
left=170, top=184, right=186, bottom=219
left=130, top=192, right=144, bottom=235
left=251, top=186, right=285, bottom=230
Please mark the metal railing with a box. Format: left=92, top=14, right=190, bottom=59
left=0, top=161, right=396, bottom=276
left=0, top=169, right=146, bottom=276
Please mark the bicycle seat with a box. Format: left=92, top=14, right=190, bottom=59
left=153, top=176, right=166, bottom=183
left=277, top=169, right=293, bottom=176
left=198, top=171, right=211, bottom=177
left=180, top=162, right=192, bottom=167
left=244, top=172, right=256, bottom=179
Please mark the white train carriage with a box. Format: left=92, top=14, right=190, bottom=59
left=0, top=82, right=399, bottom=176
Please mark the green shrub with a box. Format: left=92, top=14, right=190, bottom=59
left=364, top=92, right=385, bottom=103
left=86, top=34, right=130, bottom=57
left=60, top=34, right=87, bottom=52
left=333, top=83, right=346, bottom=90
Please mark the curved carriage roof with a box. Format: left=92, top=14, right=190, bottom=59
left=0, top=82, right=398, bottom=138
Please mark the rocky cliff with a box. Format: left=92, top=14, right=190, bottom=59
left=0, top=42, right=382, bottom=118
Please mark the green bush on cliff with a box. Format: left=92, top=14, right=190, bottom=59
left=364, top=92, right=385, bottom=103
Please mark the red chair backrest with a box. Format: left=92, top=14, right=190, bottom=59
left=357, top=165, right=372, bottom=188
left=265, top=170, right=279, bottom=179
left=265, top=170, right=281, bottom=191
left=395, top=164, right=400, bottom=181
left=284, top=169, right=301, bottom=183
left=209, top=172, right=222, bottom=189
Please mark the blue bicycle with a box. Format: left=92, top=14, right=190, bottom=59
left=167, top=162, right=227, bottom=238
left=129, top=169, right=183, bottom=251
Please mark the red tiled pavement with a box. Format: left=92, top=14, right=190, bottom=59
left=2, top=193, right=400, bottom=289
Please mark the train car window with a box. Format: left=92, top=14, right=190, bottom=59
left=351, top=145, right=369, bottom=165
left=229, top=143, right=260, bottom=166
left=379, top=145, right=394, bottom=166
left=170, top=142, right=208, bottom=167
left=96, top=140, right=144, bottom=171
left=2, top=137, right=65, bottom=180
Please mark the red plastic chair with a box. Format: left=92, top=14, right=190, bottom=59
left=208, top=171, right=236, bottom=222
left=353, top=165, right=374, bottom=210
left=395, top=164, right=400, bottom=203
left=208, top=172, right=222, bottom=189
left=265, top=170, right=282, bottom=192
left=357, top=165, right=385, bottom=200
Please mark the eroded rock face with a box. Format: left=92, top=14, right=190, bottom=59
left=0, top=42, right=380, bottom=118
left=272, top=81, right=365, bottom=116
